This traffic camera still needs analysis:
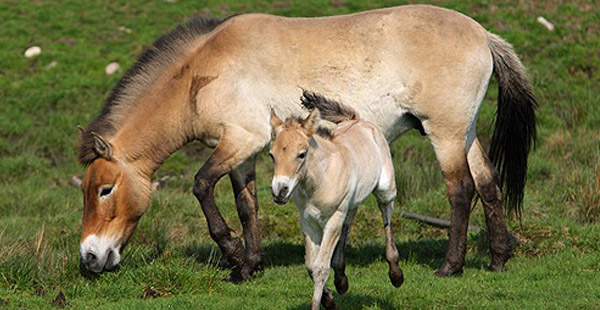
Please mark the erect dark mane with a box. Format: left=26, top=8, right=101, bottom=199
left=78, top=15, right=232, bottom=166
left=282, top=115, right=333, bottom=140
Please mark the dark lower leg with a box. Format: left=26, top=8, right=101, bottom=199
left=332, top=226, right=349, bottom=294
left=384, top=224, right=403, bottom=287
left=435, top=171, right=475, bottom=277
left=479, top=182, right=511, bottom=271
left=194, top=170, right=246, bottom=280
left=230, top=164, right=263, bottom=279
left=378, top=200, right=403, bottom=287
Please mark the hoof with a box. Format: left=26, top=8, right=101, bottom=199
left=487, top=263, right=506, bottom=272
left=434, top=263, right=463, bottom=277
left=321, top=294, right=338, bottom=310
left=488, top=251, right=511, bottom=272
left=227, top=268, right=253, bottom=283
left=389, top=268, right=404, bottom=288
left=334, top=274, right=349, bottom=295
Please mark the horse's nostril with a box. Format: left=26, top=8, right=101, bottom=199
left=281, top=186, right=289, bottom=196
left=86, top=252, right=97, bottom=264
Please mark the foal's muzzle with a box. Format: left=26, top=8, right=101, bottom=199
left=271, top=176, right=294, bottom=205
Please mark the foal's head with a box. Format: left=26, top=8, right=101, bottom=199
left=78, top=132, right=151, bottom=273
left=269, top=109, right=320, bottom=204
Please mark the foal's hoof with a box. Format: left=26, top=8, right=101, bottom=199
left=389, top=268, right=404, bottom=288
left=321, top=293, right=338, bottom=310
left=434, top=263, right=463, bottom=277
left=334, top=274, right=349, bottom=295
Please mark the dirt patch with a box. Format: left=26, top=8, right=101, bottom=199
left=51, top=291, right=68, bottom=308
left=141, top=286, right=171, bottom=299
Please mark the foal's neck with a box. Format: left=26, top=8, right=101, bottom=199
left=300, top=136, right=337, bottom=193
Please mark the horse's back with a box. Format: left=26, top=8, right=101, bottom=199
left=201, top=5, right=492, bottom=139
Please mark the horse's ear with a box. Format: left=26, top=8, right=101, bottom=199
left=91, top=132, right=112, bottom=160
left=302, top=109, right=320, bottom=136
left=270, top=109, right=284, bottom=136
left=77, top=125, right=85, bottom=138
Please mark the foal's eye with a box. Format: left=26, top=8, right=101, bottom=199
left=99, top=186, right=114, bottom=198
left=297, top=152, right=306, bottom=159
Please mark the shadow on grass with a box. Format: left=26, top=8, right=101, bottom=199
left=290, top=292, right=397, bottom=310
left=182, top=236, right=491, bottom=272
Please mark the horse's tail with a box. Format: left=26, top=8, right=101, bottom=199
left=300, top=90, right=360, bottom=123
left=487, top=32, right=538, bottom=219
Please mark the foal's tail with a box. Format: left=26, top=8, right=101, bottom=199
left=487, top=32, right=538, bottom=219
left=300, top=91, right=360, bottom=123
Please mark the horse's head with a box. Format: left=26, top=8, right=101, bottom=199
left=79, top=132, right=151, bottom=273
left=269, top=109, right=320, bottom=204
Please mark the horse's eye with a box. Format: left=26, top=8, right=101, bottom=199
left=99, top=186, right=114, bottom=197
left=298, top=152, right=306, bottom=159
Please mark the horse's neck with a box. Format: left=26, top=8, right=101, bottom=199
left=110, top=90, right=193, bottom=175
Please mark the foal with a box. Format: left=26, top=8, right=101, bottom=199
left=270, top=92, right=402, bottom=310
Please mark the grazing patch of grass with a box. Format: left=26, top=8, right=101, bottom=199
left=1, top=0, right=599, bottom=309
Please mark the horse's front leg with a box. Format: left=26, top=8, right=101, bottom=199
left=193, top=125, right=266, bottom=281
left=311, top=210, right=345, bottom=310
left=230, top=158, right=264, bottom=278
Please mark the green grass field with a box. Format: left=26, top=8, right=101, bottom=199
left=1, top=0, right=599, bottom=309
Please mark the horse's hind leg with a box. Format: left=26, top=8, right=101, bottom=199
left=331, top=207, right=357, bottom=294
left=430, top=137, right=475, bottom=277
left=230, top=158, right=264, bottom=277
left=467, top=138, right=511, bottom=271
left=193, top=125, right=266, bottom=281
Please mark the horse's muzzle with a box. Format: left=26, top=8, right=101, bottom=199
left=80, top=235, right=121, bottom=273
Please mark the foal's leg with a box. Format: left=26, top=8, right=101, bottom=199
left=331, top=207, right=358, bottom=294
left=229, top=158, right=264, bottom=278
left=374, top=159, right=403, bottom=287
left=193, top=125, right=265, bottom=281
left=311, top=211, right=345, bottom=310
left=431, top=138, right=475, bottom=277
left=467, top=138, right=511, bottom=271
left=303, top=220, right=337, bottom=310
left=378, top=200, right=403, bottom=287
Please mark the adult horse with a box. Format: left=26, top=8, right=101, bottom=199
left=77, top=5, right=537, bottom=281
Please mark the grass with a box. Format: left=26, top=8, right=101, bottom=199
left=1, top=0, right=599, bottom=309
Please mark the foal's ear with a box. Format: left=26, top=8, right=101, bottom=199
left=270, top=109, right=284, bottom=136
left=91, top=132, right=113, bottom=160
left=77, top=125, right=85, bottom=138
left=301, top=109, right=320, bottom=136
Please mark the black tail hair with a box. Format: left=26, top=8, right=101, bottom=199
left=487, top=32, right=539, bottom=220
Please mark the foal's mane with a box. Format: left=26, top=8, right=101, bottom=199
left=280, top=116, right=334, bottom=140
left=78, top=15, right=231, bottom=166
